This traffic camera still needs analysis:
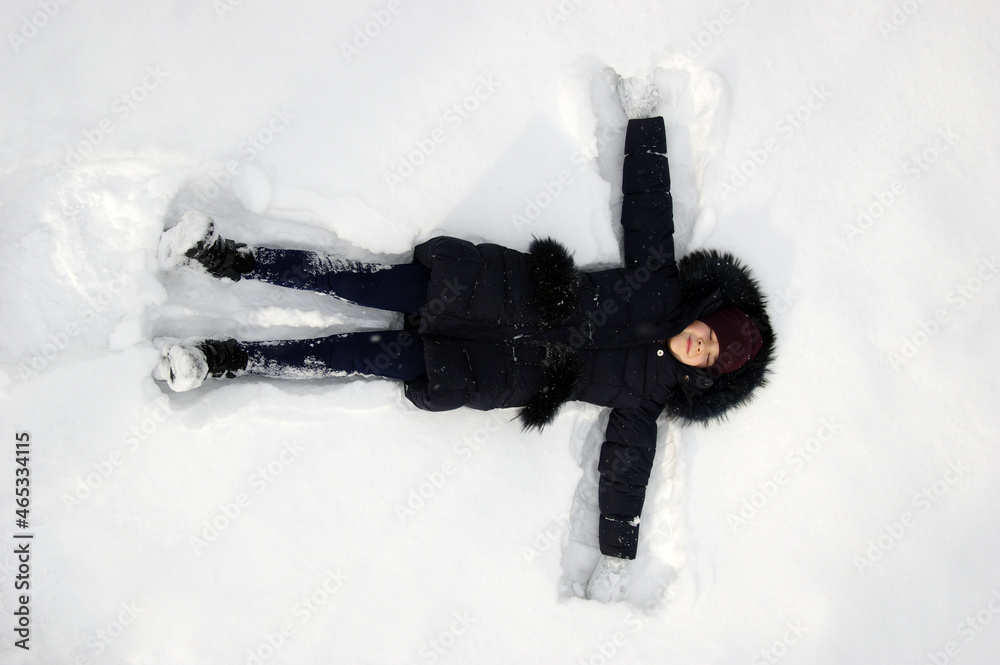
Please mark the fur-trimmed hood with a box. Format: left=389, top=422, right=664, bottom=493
left=517, top=242, right=775, bottom=430
left=662, top=249, right=776, bottom=425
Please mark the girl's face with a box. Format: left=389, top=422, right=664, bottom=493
left=668, top=320, right=719, bottom=368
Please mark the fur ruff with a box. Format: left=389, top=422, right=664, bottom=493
left=663, top=249, right=776, bottom=425
left=529, top=237, right=579, bottom=327
left=518, top=343, right=581, bottom=431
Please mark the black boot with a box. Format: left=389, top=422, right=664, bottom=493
left=199, top=338, right=249, bottom=378
left=159, top=211, right=256, bottom=281
left=158, top=338, right=249, bottom=392
left=185, top=228, right=256, bottom=281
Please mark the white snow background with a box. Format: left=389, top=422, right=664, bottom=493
left=1, top=0, right=999, bottom=663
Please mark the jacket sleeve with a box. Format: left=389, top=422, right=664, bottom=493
left=621, top=117, right=675, bottom=274
left=597, top=399, right=664, bottom=559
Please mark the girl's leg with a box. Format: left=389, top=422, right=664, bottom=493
left=249, top=248, right=430, bottom=314
left=157, top=331, right=426, bottom=392
left=243, top=330, right=426, bottom=382
left=158, top=211, right=430, bottom=313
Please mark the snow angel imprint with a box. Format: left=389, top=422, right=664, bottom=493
left=153, top=76, right=776, bottom=602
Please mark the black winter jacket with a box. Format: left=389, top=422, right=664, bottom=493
left=404, top=117, right=775, bottom=559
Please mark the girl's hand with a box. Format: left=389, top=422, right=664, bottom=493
left=618, top=75, right=660, bottom=120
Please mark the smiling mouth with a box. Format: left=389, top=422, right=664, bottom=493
left=687, top=337, right=692, bottom=354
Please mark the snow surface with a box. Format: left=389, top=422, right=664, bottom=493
left=2, top=1, right=1000, bottom=664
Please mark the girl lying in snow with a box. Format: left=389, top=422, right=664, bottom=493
left=154, top=77, right=775, bottom=602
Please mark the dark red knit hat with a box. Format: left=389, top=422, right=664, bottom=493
left=701, top=306, right=763, bottom=374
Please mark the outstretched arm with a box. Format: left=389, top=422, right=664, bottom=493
left=597, top=400, right=663, bottom=559
left=620, top=116, right=676, bottom=274
left=586, top=400, right=663, bottom=602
